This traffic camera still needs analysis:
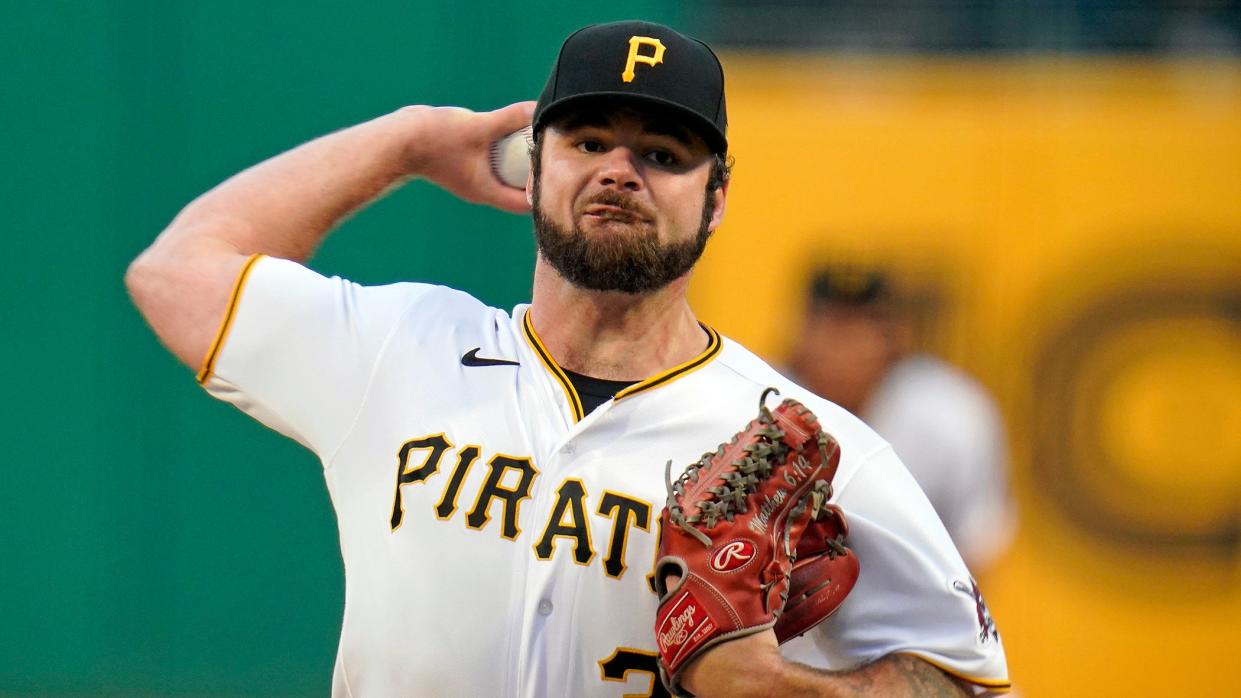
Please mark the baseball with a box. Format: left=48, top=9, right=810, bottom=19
left=490, top=125, right=533, bottom=188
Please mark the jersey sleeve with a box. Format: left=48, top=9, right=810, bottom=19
left=197, top=255, right=429, bottom=460
left=931, top=408, right=1017, bottom=573
left=781, top=445, right=1011, bottom=693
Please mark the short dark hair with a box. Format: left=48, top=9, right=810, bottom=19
left=809, top=267, right=891, bottom=307
left=708, top=153, right=733, bottom=191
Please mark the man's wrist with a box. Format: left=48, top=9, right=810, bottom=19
left=680, top=632, right=783, bottom=697
left=385, top=105, right=439, bottom=177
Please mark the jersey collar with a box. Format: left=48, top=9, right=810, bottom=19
left=521, top=309, right=722, bottom=423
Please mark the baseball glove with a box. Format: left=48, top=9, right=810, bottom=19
left=653, top=388, right=844, bottom=695
left=773, top=502, right=858, bottom=644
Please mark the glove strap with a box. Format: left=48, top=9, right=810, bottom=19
left=656, top=585, right=721, bottom=673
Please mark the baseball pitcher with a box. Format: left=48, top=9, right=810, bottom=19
left=127, top=20, right=1009, bottom=697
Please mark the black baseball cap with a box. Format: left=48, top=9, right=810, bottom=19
left=810, top=267, right=891, bottom=306
left=533, top=20, right=728, bottom=154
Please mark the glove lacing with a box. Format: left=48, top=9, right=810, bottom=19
left=664, top=389, right=790, bottom=547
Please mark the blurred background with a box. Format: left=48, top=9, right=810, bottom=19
left=1, top=1, right=1238, bottom=696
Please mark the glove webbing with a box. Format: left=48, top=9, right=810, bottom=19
left=663, top=388, right=798, bottom=547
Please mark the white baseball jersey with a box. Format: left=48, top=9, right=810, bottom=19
left=863, top=355, right=1017, bottom=572
left=199, top=255, right=1010, bottom=697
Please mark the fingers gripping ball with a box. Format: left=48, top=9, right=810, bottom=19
left=490, top=125, right=533, bottom=188
left=653, top=388, right=843, bottom=695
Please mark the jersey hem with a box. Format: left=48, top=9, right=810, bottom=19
left=196, top=253, right=263, bottom=384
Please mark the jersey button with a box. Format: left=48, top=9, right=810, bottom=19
left=560, top=444, right=575, bottom=455
left=537, top=599, right=554, bottom=616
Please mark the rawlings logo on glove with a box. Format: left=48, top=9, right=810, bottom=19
left=710, top=541, right=755, bottom=572
left=653, top=388, right=858, bottom=696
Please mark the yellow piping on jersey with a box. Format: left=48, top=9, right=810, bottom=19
left=896, top=652, right=1012, bottom=692
left=522, top=310, right=586, bottom=422
left=196, top=253, right=263, bottom=384
left=613, top=325, right=721, bottom=400
left=521, top=310, right=722, bottom=421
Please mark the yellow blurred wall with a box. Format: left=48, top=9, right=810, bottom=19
left=692, top=56, right=1241, bottom=697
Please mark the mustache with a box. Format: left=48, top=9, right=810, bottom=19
left=579, top=191, right=653, bottom=221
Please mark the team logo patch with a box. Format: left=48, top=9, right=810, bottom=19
left=621, top=36, right=666, bottom=83
left=655, top=589, right=717, bottom=666
left=710, top=540, right=756, bottom=572
left=953, top=578, right=1000, bottom=644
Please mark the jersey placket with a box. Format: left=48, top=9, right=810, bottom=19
left=503, top=309, right=603, bottom=696
left=510, top=308, right=726, bottom=696
left=512, top=402, right=618, bottom=696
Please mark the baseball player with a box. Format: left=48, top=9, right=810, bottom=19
left=127, top=20, right=1009, bottom=698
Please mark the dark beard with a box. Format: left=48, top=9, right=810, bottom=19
left=531, top=178, right=715, bottom=295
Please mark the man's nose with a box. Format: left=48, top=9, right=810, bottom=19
left=596, top=147, right=642, bottom=192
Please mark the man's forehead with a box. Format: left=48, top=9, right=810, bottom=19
left=550, top=104, right=705, bottom=148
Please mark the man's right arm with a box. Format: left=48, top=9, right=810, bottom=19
left=125, top=102, right=534, bottom=372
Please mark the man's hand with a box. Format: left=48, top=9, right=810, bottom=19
left=401, top=101, right=534, bottom=214
left=128, top=100, right=536, bottom=374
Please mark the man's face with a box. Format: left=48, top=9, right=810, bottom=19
left=530, top=106, right=726, bottom=294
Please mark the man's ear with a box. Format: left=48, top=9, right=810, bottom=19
left=708, top=179, right=728, bottom=232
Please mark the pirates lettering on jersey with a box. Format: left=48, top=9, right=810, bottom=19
left=389, top=433, right=659, bottom=581
left=390, top=433, right=452, bottom=531
left=598, top=491, right=651, bottom=579
left=466, top=453, right=539, bottom=540
left=534, top=478, right=595, bottom=565
left=434, top=444, right=481, bottom=520
left=391, top=434, right=538, bottom=539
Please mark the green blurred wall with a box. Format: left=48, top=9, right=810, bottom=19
left=0, top=2, right=683, bottom=695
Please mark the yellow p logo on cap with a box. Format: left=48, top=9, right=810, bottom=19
left=621, top=36, right=666, bottom=83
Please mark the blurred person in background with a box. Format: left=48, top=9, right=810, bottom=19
left=789, top=266, right=1017, bottom=574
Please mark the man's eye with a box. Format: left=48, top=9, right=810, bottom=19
left=577, top=140, right=605, bottom=153
left=646, top=150, right=677, bottom=166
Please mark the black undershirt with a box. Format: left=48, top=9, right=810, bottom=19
left=562, top=369, right=638, bottom=415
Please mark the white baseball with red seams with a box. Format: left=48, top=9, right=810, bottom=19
left=490, top=126, right=533, bottom=188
